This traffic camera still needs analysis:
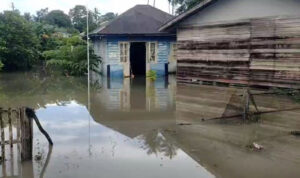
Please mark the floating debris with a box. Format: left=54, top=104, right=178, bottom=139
left=164, top=129, right=177, bottom=134
left=291, top=131, right=300, bottom=136
left=246, top=142, right=264, bottom=151
left=34, top=154, right=42, bottom=161
left=177, top=123, right=192, bottom=126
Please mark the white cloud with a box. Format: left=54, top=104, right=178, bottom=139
left=1, top=0, right=170, bottom=15
left=0, top=0, right=12, bottom=12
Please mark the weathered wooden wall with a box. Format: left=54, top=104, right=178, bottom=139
left=177, top=16, right=300, bottom=88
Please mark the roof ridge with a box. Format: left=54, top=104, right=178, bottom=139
left=96, top=5, right=137, bottom=34
left=95, top=4, right=174, bottom=35
left=135, top=4, right=173, bottom=17
left=134, top=5, right=173, bottom=23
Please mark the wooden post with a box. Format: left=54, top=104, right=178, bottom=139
left=8, top=108, right=14, bottom=176
left=8, top=108, right=13, bottom=148
left=17, top=109, right=21, bottom=142
left=21, top=161, right=34, bottom=178
left=0, top=107, right=5, bottom=161
left=20, top=108, right=33, bottom=161
left=243, top=90, right=250, bottom=120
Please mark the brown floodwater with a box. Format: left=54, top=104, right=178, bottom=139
left=0, top=72, right=299, bottom=178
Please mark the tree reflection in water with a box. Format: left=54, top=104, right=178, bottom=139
left=0, top=72, right=95, bottom=108
left=140, top=129, right=178, bottom=159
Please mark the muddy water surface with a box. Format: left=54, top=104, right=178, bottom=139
left=0, top=72, right=299, bottom=178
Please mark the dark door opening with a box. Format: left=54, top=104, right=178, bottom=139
left=130, top=42, right=146, bottom=76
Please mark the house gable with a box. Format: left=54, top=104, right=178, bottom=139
left=179, top=0, right=300, bottom=27
left=160, top=0, right=300, bottom=31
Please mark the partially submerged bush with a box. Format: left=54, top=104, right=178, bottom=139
left=272, top=88, right=300, bottom=102
left=0, top=61, right=3, bottom=71
left=147, top=70, right=157, bottom=81
left=43, top=35, right=101, bottom=76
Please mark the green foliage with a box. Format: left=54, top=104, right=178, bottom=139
left=35, top=8, right=49, bottom=22
left=147, top=70, right=157, bottom=81
left=0, top=60, right=3, bottom=71
left=23, top=12, right=32, bottom=21
left=44, top=10, right=72, bottom=28
left=169, top=0, right=205, bottom=14
left=272, top=88, right=300, bottom=102
left=69, top=5, right=117, bottom=33
left=0, top=11, right=40, bottom=71
left=69, top=5, right=96, bottom=33
left=0, top=5, right=115, bottom=75
left=34, top=23, right=58, bottom=51
left=43, top=36, right=101, bottom=76
left=100, top=12, right=118, bottom=22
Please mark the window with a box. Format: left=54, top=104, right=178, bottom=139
left=120, top=42, right=129, bottom=63
left=170, top=43, right=177, bottom=61
left=148, top=42, right=157, bottom=62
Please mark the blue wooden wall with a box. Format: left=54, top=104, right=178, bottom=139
left=107, top=41, right=124, bottom=77
left=151, top=41, right=170, bottom=76
left=104, top=36, right=176, bottom=78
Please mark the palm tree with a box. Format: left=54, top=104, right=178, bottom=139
left=141, top=130, right=178, bottom=159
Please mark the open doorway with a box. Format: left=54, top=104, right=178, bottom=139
left=130, top=42, right=146, bottom=76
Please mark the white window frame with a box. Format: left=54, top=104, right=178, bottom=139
left=169, top=42, right=177, bottom=61
left=148, top=42, right=157, bottom=63
left=119, top=42, right=129, bottom=63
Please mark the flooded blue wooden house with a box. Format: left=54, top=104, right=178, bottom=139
left=90, top=5, right=177, bottom=78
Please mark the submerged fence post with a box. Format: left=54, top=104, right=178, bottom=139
left=20, top=107, right=33, bottom=161
left=0, top=107, right=5, bottom=161
left=8, top=108, right=13, bottom=148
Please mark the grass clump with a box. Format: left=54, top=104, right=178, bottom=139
left=147, top=70, right=157, bottom=81
left=272, top=88, right=300, bottom=102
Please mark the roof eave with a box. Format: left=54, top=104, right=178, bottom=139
left=90, top=33, right=176, bottom=38
left=159, top=0, right=216, bottom=32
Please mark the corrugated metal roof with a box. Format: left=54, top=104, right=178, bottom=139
left=95, top=5, right=174, bottom=35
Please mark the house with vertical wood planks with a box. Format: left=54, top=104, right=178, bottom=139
left=160, top=0, right=300, bottom=88
left=90, top=5, right=177, bottom=78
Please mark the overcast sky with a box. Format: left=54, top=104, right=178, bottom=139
left=0, top=0, right=171, bottom=15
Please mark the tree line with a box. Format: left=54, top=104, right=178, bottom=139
left=0, top=5, right=117, bottom=75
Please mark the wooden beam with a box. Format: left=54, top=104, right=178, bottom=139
left=20, top=108, right=32, bottom=161
left=0, top=107, right=5, bottom=161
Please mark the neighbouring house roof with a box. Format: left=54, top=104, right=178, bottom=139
left=90, top=21, right=110, bottom=34
left=92, top=5, right=174, bottom=36
left=159, top=0, right=216, bottom=31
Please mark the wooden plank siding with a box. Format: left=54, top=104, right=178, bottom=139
left=177, top=16, right=300, bottom=88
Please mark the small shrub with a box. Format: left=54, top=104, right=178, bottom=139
left=147, top=70, right=157, bottom=81
left=272, top=88, right=300, bottom=102
left=0, top=61, right=3, bottom=71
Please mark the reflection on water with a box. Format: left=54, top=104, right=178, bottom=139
left=0, top=72, right=300, bottom=178
left=95, top=76, right=175, bottom=112
left=0, top=73, right=212, bottom=178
